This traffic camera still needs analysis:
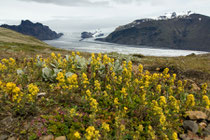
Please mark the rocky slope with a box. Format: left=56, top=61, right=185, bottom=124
left=97, top=12, right=210, bottom=52
left=0, top=20, right=63, bottom=40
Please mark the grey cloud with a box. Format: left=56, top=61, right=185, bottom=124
left=18, top=0, right=145, bottom=6
left=18, top=0, right=110, bottom=6
left=18, top=0, right=208, bottom=8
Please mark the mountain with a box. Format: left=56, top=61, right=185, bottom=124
left=97, top=12, right=210, bottom=52
left=81, top=29, right=104, bottom=39
left=0, top=20, right=63, bottom=40
left=81, top=32, right=93, bottom=39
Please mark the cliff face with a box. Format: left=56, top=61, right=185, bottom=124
left=97, top=13, right=210, bottom=52
left=1, top=20, right=63, bottom=40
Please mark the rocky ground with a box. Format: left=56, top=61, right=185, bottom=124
left=1, top=110, right=209, bottom=140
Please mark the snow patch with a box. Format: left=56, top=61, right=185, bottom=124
left=115, top=11, right=195, bottom=31
left=92, top=29, right=104, bottom=38
left=156, top=11, right=194, bottom=20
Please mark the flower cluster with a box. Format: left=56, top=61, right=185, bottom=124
left=202, top=95, right=209, bottom=109
left=28, top=84, right=39, bottom=102
left=85, top=126, right=100, bottom=140
left=186, top=94, right=195, bottom=108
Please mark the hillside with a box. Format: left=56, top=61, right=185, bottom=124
left=0, top=27, right=70, bottom=59
left=97, top=13, right=210, bottom=52
left=0, top=27, right=49, bottom=47
left=0, top=20, right=63, bottom=40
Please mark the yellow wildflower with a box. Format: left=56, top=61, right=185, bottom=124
left=86, top=90, right=91, bottom=97
left=94, top=80, right=101, bottom=91
left=0, top=63, right=7, bottom=71
left=90, top=98, right=98, bottom=112
left=138, top=64, right=143, bottom=73
left=159, top=96, right=166, bottom=107
left=203, top=95, right=209, bottom=109
left=124, top=107, right=128, bottom=112
left=67, top=74, right=78, bottom=90
left=56, top=72, right=65, bottom=83
left=70, top=108, right=76, bottom=117
left=51, top=52, right=56, bottom=59
left=160, top=114, right=166, bottom=125
left=156, top=84, right=162, bottom=93
left=106, top=84, right=111, bottom=91
left=72, top=52, right=76, bottom=57
left=169, top=96, right=179, bottom=113
left=114, top=98, right=119, bottom=105
left=74, top=131, right=81, bottom=139
left=137, top=124, right=143, bottom=132
left=82, top=73, right=89, bottom=86
left=102, top=122, right=110, bottom=132
left=121, top=87, right=128, bottom=97
left=76, top=51, right=80, bottom=56
left=120, top=124, right=125, bottom=131
left=85, top=126, right=100, bottom=140
left=28, top=83, right=39, bottom=96
left=186, top=94, right=195, bottom=108
left=163, top=68, right=169, bottom=75
left=201, top=83, right=208, bottom=94
left=171, top=132, right=178, bottom=140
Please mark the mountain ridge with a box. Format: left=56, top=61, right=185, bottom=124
left=0, top=20, right=63, bottom=41
left=97, top=13, right=210, bottom=52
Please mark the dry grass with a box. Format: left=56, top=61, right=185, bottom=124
left=0, top=27, right=48, bottom=47
left=133, top=53, right=210, bottom=86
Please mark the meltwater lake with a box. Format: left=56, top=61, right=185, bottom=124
left=45, top=32, right=208, bottom=57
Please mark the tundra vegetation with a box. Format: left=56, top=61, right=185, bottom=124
left=0, top=51, right=209, bottom=140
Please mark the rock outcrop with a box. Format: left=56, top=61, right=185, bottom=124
left=81, top=32, right=93, bottom=39
left=181, top=110, right=210, bottom=139
left=81, top=30, right=104, bottom=39
left=0, top=20, right=63, bottom=40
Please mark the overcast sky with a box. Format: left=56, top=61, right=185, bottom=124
left=1, top=0, right=210, bottom=32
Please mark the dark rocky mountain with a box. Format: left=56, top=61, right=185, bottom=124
left=81, top=30, right=104, bottom=39
left=81, top=32, right=94, bottom=39
left=97, top=13, right=210, bottom=52
left=0, top=20, right=63, bottom=40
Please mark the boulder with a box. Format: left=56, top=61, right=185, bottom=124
left=7, top=137, right=16, bottom=140
left=0, top=135, right=8, bottom=140
left=183, top=120, right=199, bottom=133
left=179, top=134, right=191, bottom=140
left=199, top=122, right=207, bottom=130
left=186, top=111, right=207, bottom=120
left=55, top=136, right=66, bottom=140
left=39, top=135, right=54, bottom=140
left=191, top=83, right=201, bottom=91
left=203, top=124, right=210, bottom=136
left=204, top=135, right=210, bottom=140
